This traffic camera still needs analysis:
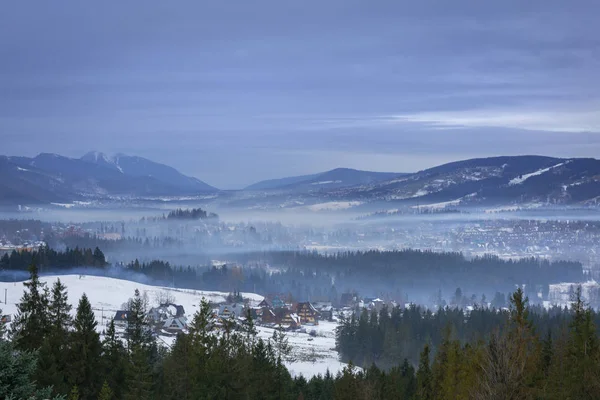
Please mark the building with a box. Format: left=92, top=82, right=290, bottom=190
left=218, top=303, right=245, bottom=320
left=296, top=302, right=319, bottom=325
left=113, top=311, right=130, bottom=328
left=148, top=303, right=187, bottom=333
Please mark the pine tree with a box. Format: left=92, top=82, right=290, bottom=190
left=126, top=289, right=153, bottom=351
left=101, top=321, right=127, bottom=400
left=69, top=293, right=102, bottom=400
left=416, top=343, right=433, bottom=400
left=565, top=286, right=600, bottom=398
left=124, top=346, right=154, bottom=400
left=0, top=339, right=63, bottom=400
left=11, top=263, right=50, bottom=351
left=97, top=381, right=113, bottom=400
left=37, top=279, right=73, bottom=394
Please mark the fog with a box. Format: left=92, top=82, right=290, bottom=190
left=2, top=200, right=599, bottom=307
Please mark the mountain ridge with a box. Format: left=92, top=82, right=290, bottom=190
left=0, top=152, right=217, bottom=205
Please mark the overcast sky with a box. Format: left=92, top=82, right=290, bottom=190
left=1, top=1, right=599, bottom=188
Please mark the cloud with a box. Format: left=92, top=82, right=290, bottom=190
left=394, top=107, right=600, bottom=133
left=0, top=1, right=599, bottom=187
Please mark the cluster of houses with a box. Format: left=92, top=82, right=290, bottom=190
left=110, top=291, right=395, bottom=337
left=221, top=294, right=328, bottom=331
left=113, top=303, right=189, bottom=336
left=111, top=294, right=337, bottom=337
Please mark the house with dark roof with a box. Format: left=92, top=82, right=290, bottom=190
left=113, top=310, right=130, bottom=328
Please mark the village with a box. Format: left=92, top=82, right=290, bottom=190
left=109, top=290, right=394, bottom=338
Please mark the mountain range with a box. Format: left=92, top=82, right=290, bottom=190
left=1, top=153, right=600, bottom=208
left=0, top=152, right=216, bottom=204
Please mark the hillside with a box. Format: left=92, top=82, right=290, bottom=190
left=245, top=168, right=405, bottom=191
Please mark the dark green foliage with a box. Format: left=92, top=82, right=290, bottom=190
left=97, top=381, right=113, bottom=400
left=416, top=344, right=433, bottom=400
left=11, top=263, right=50, bottom=351
left=37, top=278, right=73, bottom=395
left=100, top=321, right=127, bottom=399
left=69, top=293, right=103, bottom=399
left=0, top=339, right=64, bottom=400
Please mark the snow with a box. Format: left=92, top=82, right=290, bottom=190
left=508, top=162, right=566, bottom=185
left=306, top=201, right=362, bottom=211
left=411, top=189, right=429, bottom=198
left=51, top=203, right=76, bottom=209
left=0, top=275, right=348, bottom=378
left=412, top=193, right=476, bottom=209
left=256, top=320, right=347, bottom=378
left=311, top=180, right=342, bottom=185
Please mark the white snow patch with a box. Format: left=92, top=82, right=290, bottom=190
left=306, top=201, right=362, bottom=211
left=411, top=189, right=430, bottom=198
left=508, top=162, right=567, bottom=185
left=311, top=180, right=342, bottom=185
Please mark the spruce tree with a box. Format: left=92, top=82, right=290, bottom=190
left=97, top=381, right=113, bottom=400
left=416, top=343, right=433, bottom=400
left=101, top=321, right=126, bottom=400
left=11, top=263, right=50, bottom=351
left=0, top=339, right=63, bottom=400
left=37, top=279, right=73, bottom=394
left=69, top=293, right=102, bottom=399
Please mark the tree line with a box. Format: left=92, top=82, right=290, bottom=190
left=336, top=300, right=600, bottom=371
left=165, top=208, right=218, bottom=220
left=0, top=246, right=107, bottom=272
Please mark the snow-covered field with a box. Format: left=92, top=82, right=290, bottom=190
left=0, top=275, right=346, bottom=378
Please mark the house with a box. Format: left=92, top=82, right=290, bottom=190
left=274, top=308, right=301, bottom=330
left=258, top=298, right=272, bottom=308
left=258, top=307, right=277, bottom=324
left=263, top=295, right=286, bottom=309
left=113, top=311, right=130, bottom=328
left=148, top=303, right=187, bottom=333
left=1, top=315, right=11, bottom=324
left=296, top=302, right=319, bottom=325
left=218, top=303, right=245, bottom=320
left=148, top=303, right=185, bottom=322
left=161, top=317, right=188, bottom=333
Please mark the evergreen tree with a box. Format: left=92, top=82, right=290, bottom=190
left=69, top=294, right=102, bottom=400
left=97, top=381, right=114, bottom=400
left=416, top=343, right=433, bottom=400
left=101, top=321, right=127, bottom=400
left=0, top=339, right=64, bottom=400
left=37, top=278, right=73, bottom=394
left=126, top=289, right=153, bottom=350
left=11, top=263, right=50, bottom=351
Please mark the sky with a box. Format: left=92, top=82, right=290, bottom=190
left=1, top=1, right=599, bottom=189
